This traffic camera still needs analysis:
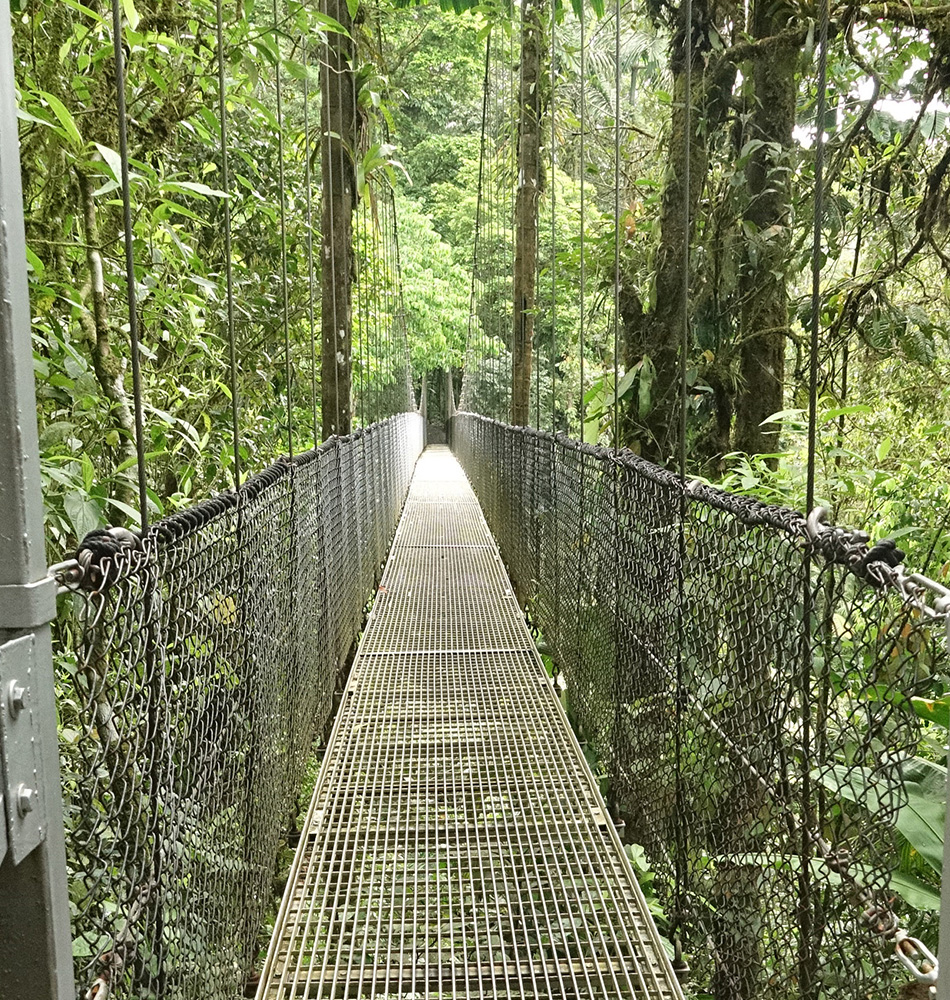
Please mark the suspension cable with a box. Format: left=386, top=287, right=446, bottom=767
left=462, top=34, right=491, bottom=414
left=806, top=0, right=829, bottom=515
left=271, top=0, right=293, bottom=457
left=216, top=0, right=241, bottom=489
left=384, top=180, right=394, bottom=415
left=549, top=0, right=556, bottom=431
left=800, top=1, right=829, bottom=990
left=508, top=24, right=516, bottom=418
left=390, top=186, right=413, bottom=411
left=322, top=5, right=341, bottom=439
left=382, top=185, right=389, bottom=415
left=672, top=0, right=692, bottom=974
left=374, top=182, right=383, bottom=418
left=385, top=179, right=398, bottom=412
left=578, top=0, right=586, bottom=432
left=612, top=0, right=621, bottom=450
left=110, top=0, right=149, bottom=530
left=358, top=188, right=367, bottom=425
left=304, top=40, right=319, bottom=447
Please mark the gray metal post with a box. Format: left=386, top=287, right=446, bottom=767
left=0, top=0, right=75, bottom=994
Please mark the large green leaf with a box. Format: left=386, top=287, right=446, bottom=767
left=64, top=490, right=103, bottom=540
left=895, top=784, right=943, bottom=875
left=817, top=761, right=945, bottom=874
left=889, top=871, right=941, bottom=910
left=120, top=0, right=140, bottom=30
left=912, top=696, right=950, bottom=729
left=38, top=91, right=82, bottom=147
left=94, top=143, right=123, bottom=183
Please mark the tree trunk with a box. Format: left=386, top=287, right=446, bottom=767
left=638, top=49, right=704, bottom=463
left=511, top=0, right=545, bottom=426
left=733, top=8, right=797, bottom=460
left=75, top=168, right=139, bottom=517
left=620, top=3, right=735, bottom=464
left=320, top=0, right=357, bottom=439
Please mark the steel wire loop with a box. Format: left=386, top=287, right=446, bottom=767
left=57, top=413, right=424, bottom=1000
left=452, top=411, right=946, bottom=1000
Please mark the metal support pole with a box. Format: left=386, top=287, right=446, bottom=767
left=0, top=0, right=75, bottom=994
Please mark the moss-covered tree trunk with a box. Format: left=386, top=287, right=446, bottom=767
left=733, top=9, right=797, bottom=459
left=637, top=46, right=705, bottom=463
left=320, top=0, right=357, bottom=439
left=620, top=2, right=734, bottom=464
left=511, top=0, right=545, bottom=426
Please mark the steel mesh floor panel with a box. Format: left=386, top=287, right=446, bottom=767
left=361, top=590, right=531, bottom=654
left=258, top=446, right=683, bottom=1000
left=394, top=501, right=493, bottom=547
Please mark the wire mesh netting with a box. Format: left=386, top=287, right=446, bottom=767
left=451, top=411, right=946, bottom=1000
left=258, top=446, right=683, bottom=1000
left=53, top=413, right=424, bottom=1000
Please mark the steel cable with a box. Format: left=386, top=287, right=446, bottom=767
left=109, top=0, right=149, bottom=529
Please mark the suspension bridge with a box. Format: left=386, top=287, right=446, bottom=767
left=1, top=0, right=949, bottom=999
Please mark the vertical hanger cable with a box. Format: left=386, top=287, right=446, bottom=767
left=579, top=0, right=586, bottom=432
left=612, top=0, right=621, bottom=449
left=110, top=0, right=150, bottom=528
left=303, top=41, right=319, bottom=446
left=215, top=0, right=241, bottom=487
left=272, top=0, right=293, bottom=457
left=549, top=0, right=556, bottom=431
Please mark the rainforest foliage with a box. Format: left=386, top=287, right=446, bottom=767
left=14, top=0, right=950, bottom=986
left=17, top=0, right=950, bottom=570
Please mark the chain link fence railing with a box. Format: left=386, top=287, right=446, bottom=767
left=451, top=411, right=947, bottom=1000
left=51, top=412, right=423, bottom=1000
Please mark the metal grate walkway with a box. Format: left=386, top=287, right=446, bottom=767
left=257, top=447, right=684, bottom=999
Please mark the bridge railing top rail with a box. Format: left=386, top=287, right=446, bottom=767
left=453, top=410, right=947, bottom=619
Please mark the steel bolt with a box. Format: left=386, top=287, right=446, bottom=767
left=7, top=680, right=27, bottom=718
left=16, top=784, right=35, bottom=817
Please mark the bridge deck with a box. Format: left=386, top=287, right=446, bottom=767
left=257, top=446, right=683, bottom=999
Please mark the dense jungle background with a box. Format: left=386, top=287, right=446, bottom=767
left=13, top=0, right=950, bottom=994
left=18, top=0, right=950, bottom=572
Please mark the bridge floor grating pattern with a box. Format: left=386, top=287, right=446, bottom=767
left=257, top=446, right=683, bottom=999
